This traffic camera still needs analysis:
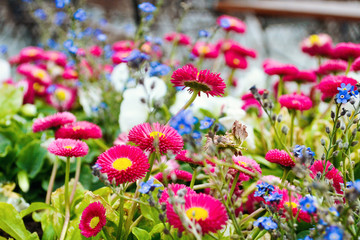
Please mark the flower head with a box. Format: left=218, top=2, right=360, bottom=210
left=265, top=149, right=294, bottom=167
left=164, top=32, right=191, bottom=45
left=200, top=117, right=215, bottom=130
left=310, top=160, right=343, bottom=194
left=19, top=47, right=44, bottom=63
left=301, top=34, right=333, bottom=57
left=254, top=217, right=277, bottom=230
left=48, top=138, right=88, bottom=157
left=175, top=150, right=204, bottom=166
left=171, top=64, right=226, bottom=97
left=216, top=15, right=246, bottom=33
left=46, top=84, right=76, bottom=111
left=263, top=59, right=298, bottom=76
left=293, top=145, right=315, bottom=159
left=138, top=2, right=156, bottom=13
left=166, top=193, right=228, bottom=234
left=112, top=40, right=134, bottom=52
left=139, top=178, right=162, bottom=194
left=324, top=226, right=343, bottom=240
left=154, top=170, right=193, bottom=183
left=55, top=121, right=102, bottom=139
left=264, top=192, right=283, bottom=202
left=283, top=70, right=317, bottom=84
left=279, top=93, right=313, bottom=111
left=317, top=60, right=348, bottom=75
left=332, top=42, right=360, bottom=61
left=231, top=156, right=262, bottom=181
left=191, top=42, right=220, bottom=59
left=74, top=8, right=87, bottom=21
left=32, top=112, right=76, bottom=132
left=79, top=202, right=106, bottom=238
left=299, top=196, right=317, bottom=213
left=318, top=75, right=357, bottom=101
left=336, top=90, right=351, bottom=104
left=159, top=183, right=196, bottom=204
left=128, top=122, right=183, bottom=154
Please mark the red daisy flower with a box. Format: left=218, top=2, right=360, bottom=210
left=46, top=84, right=77, bottom=111
left=283, top=70, right=317, bottom=84
left=114, top=132, right=129, bottom=146
left=279, top=93, right=313, bottom=111
left=242, top=99, right=263, bottom=117
left=96, top=145, right=149, bottom=185
left=191, top=42, right=220, bottom=59
left=175, top=150, right=204, bottom=166
left=48, top=138, right=88, bottom=157
left=128, top=122, right=184, bottom=155
left=154, top=170, right=193, bottom=183
left=309, top=160, right=343, bottom=194
left=171, top=64, right=226, bottom=97
left=42, top=50, right=67, bottom=67
left=231, top=156, right=262, bottom=182
left=32, top=112, right=76, bottom=133
left=318, top=75, right=358, bottom=101
left=241, top=89, right=266, bottom=101
left=265, top=149, right=294, bottom=167
left=19, top=46, right=44, bottom=63
left=166, top=193, right=228, bottom=234
left=159, top=183, right=196, bottom=204
left=112, top=50, right=132, bottom=64
left=224, top=51, right=248, bottom=69
left=316, top=59, right=347, bottom=76
left=220, top=39, right=257, bottom=58
left=263, top=59, right=299, bottom=76
left=55, top=121, right=102, bottom=140
left=351, top=56, right=360, bottom=72
left=79, top=202, right=107, bottom=238
left=332, top=42, right=360, bottom=61
left=216, top=15, right=246, bottom=33
left=300, top=34, right=333, bottom=57
left=164, top=32, right=191, bottom=46
left=62, top=68, right=78, bottom=80
left=112, top=40, right=135, bottom=52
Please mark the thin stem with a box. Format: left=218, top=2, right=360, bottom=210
left=94, top=138, right=109, bottom=151
left=70, top=157, right=82, bottom=204
left=189, top=168, right=197, bottom=189
left=345, top=58, right=353, bottom=76
left=227, top=172, right=240, bottom=206
left=239, top=208, right=264, bottom=226
left=46, top=157, right=59, bottom=204
left=290, top=110, right=296, bottom=146
left=143, top=152, right=156, bottom=182
left=59, top=157, right=71, bottom=240
left=281, top=168, right=289, bottom=184
left=116, top=191, right=125, bottom=239
left=277, top=75, right=284, bottom=100
left=124, top=183, right=141, bottom=239
left=167, top=90, right=199, bottom=125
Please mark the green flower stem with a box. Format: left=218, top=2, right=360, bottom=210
left=124, top=183, right=141, bottom=239
left=196, top=56, right=204, bottom=69
left=116, top=189, right=125, bottom=240
left=167, top=90, right=199, bottom=125
left=290, top=110, right=296, bottom=146
left=45, top=157, right=59, bottom=204
left=345, top=58, right=353, bottom=76
left=281, top=168, right=290, bottom=184
left=143, top=152, right=156, bottom=182
left=239, top=207, right=264, bottom=226
left=69, top=157, right=82, bottom=204
left=59, top=157, right=71, bottom=240
left=189, top=168, right=198, bottom=189
left=227, top=172, right=240, bottom=206
left=94, top=138, right=109, bottom=151
left=277, top=75, right=284, bottom=100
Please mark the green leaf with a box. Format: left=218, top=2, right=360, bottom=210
left=0, top=84, right=23, bottom=119
left=149, top=223, right=164, bottom=235
left=0, top=203, right=38, bottom=240
left=17, top=171, right=29, bottom=193
left=139, top=200, right=159, bottom=223
left=0, top=133, right=11, bottom=157
left=16, top=140, right=47, bottom=178
left=20, top=202, right=57, bottom=218
left=132, top=227, right=151, bottom=240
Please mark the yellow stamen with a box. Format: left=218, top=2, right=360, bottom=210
left=199, top=46, right=210, bottom=54
left=186, top=207, right=209, bottom=221
left=149, top=131, right=165, bottom=138
left=55, top=90, right=67, bottom=101
left=284, top=201, right=297, bottom=209
left=89, top=216, right=100, bottom=229
left=27, top=49, right=38, bottom=57
left=33, top=82, right=44, bottom=92
left=309, top=34, right=321, bottom=46
left=64, top=146, right=73, bottom=150
left=233, top=59, right=240, bottom=65
left=72, top=126, right=83, bottom=131
left=112, top=158, right=132, bottom=171
left=34, top=70, right=46, bottom=80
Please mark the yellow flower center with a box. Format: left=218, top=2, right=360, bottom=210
left=34, top=70, right=46, bottom=80
left=309, top=34, right=321, bottom=46
left=89, top=216, right=100, bottom=229
left=149, top=131, right=165, bottom=138
left=233, top=59, right=240, bottom=65
left=238, top=161, right=247, bottom=167
left=33, top=82, right=44, bottom=92
left=112, top=158, right=132, bottom=171
left=72, top=126, right=83, bottom=131
left=229, top=18, right=237, bottom=26
left=27, top=49, right=38, bottom=57
left=199, top=46, right=210, bottom=54
left=186, top=207, right=209, bottom=221
left=64, top=146, right=73, bottom=149
left=284, top=201, right=297, bottom=209
left=55, top=90, right=67, bottom=101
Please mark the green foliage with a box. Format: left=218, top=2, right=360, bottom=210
left=0, top=85, right=23, bottom=120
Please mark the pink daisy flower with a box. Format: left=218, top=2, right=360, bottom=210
left=55, top=121, right=102, bottom=140
left=175, top=150, right=204, bottom=166
left=159, top=183, right=196, bottom=204
left=216, top=15, right=246, bottom=33
left=241, top=99, right=263, bottom=117
left=154, top=170, right=193, bottom=183
left=351, top=56, right=360, bottom=72
left=128, top=122, right=184, bottom=154
left=32, top=112, right=76, bottom=133
left=19, top=46, right=44, bottom=63
left=220, top=39, right=257, bottom=58
left=112, top=40, right=135, bottom=52
left=191, top=42, right=220, bottom=59
left=300, top=34, right=333, bottom=57
left=283, top=70, right=317, bottom=84
left=170, top=64, right=226, bottom=97
left=316, top=59, right=347, bottom=76
left=265, top=149, right=295, bottom=167
left=309, top=160, right=343, bottom=194
left=241, top=89, right=266, bottom=101
left=111, top=50, right=132, bottom=64
left=164, top=32, right=191, bottom=46
left=231, top=156, right=262, bottom=182
left=263, top=59, right=299, bottom=76
left=33, top=81, right=47, bottom=96
left=79, top=202, right=107, bottom=238
left=95, top=145, right=150, bottom=185
left=48, top=138, right=89, bottom=157
left=279, top=93, right=313, bottom=111
left=318, top=75, right=358, bottom=100
left=46, top=84, right=77, bottom=111
left=224, top=51, right=248, bottom=69
left=332, top=42, right=360, bottom=61
left=62, top=68, right=78, bottom=80
left=42, top=51, right=67, bottom=67
left=166, top=193, right=228, bottom=235
left=89, top=45, right=103, bottom=57
left=114, top=132, right=129, bottom=146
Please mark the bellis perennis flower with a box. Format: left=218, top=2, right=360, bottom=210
left=79, top=202, right=106, bottom=238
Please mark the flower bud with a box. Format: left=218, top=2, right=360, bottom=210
left=325, top=126, right=330, bottom=134
left=321, top=138, right=326, bottom=146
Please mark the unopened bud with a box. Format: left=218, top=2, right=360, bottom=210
left=351, top=141, right=358, bottom=147
left=340, top=124, right=345, bottom=131
left=277, top=114, right=283, bottom=122
left=350, top=98, right=356, bottom=105
left=321, top=153, right=325, bottom=160
left=321, top=138, right=326, bottom=146
left=331, top=111, right=335, bottom=119
left=346, top=111, right=351, bottom=117
left=332, top=150, right=339, bottom=157
left=271, top=114, right=276, bottom=122
left=336, top=121, right=341, bottom=128
left=325, top=126, right=330, bottom=134
left=281, top=126, right=288, bottom=135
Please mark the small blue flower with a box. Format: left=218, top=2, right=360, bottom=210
left=149, top=62, right=171, bottom=77
left=0, top=45, right=7, bottom=54
left=55, top=0, right=70, bottom=8
left=63, top=39, right=73, bottom=49
left=83, top=27, right=93, bottom=36
left=192, top=131, right=202, bottom=140
left=350, top=85, right=359, bottom=97
left=293, top=145, right=315, bottom=158
left=198, top=29, right=210, bottom=38
left=99, top=102, right=108, bottom=109
left=123, top=49, right=149, bottom=68
left=97, top=33, right=107, bottom=42
left=353, top=179, right=360, bottom=193
left=299, top=196, right=317, bottom=213
left=73, top=8, right=87, bottom=21
left=337, top=83, right=352, bottom=92
left=99, top=18, right=107, bottom=26
left=299, top=236, right=313, bottom=240
left=253, top=217, right=267, bottom=227
left=145, top=14, right=153, bottom=21
left=254, top=217, right=277, bottom=230
left=153, top=37, right=163, bottom=45
left=346, top=181, right=354, bottom=188
left=46, top=85, right=57, bottom=94
left=264, top=192, right=283, bottom=202
left=336, top=90, right=351, bottom=104
left=138, top=2, right=156, bottom=13
left=54, top=11, right=67, bottom=25
left=219, top=18, right=231, bottom=28
left=34, top=9, right=47, bottom=20
left=254, top=182, right=274, bottom=197
left=139, top=178, right=162, bottom=194
left=324, top=226, right=343, bottom=240
left=91, top=106, right=99, bottom=112
left=200, top=117, right=215, bottom=130
left=328, top=207, right=339, bottom=217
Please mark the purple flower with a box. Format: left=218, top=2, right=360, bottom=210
left=138, top=2, right=156, bottom=13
